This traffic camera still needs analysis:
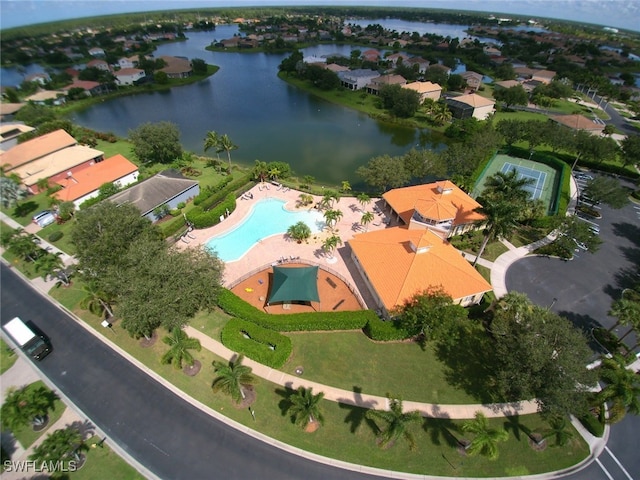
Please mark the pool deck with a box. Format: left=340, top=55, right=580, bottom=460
left=176, top=182, right=396, bottom=310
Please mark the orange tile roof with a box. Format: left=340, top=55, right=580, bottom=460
left=550, top=114, right=604, bottom=132
left=1, top=129, right=76, bottom=171
left=383, top=180, right=485, bottom=226
left=349, top=226, right=492, bottom=311
left=53, top=154, right=138, bottom=203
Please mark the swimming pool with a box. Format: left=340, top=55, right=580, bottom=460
left=205, top=198, right=325, bottom=262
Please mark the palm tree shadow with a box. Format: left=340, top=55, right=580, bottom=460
left=426, top=418, right=463, bottom=448
left=503, top=414, right=522, bottom=441
left=275, top=386, right=294, bottom=418
left=337, top=386, right=378, bottom=434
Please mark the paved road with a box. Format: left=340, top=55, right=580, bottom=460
left=0, top=264, right=379, bottom=480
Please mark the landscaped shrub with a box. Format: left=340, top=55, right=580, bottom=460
left=221, top=318, right=292, bottom=368
left=363, top=316, right=409, bottom=341
left=186, top=193, right=237, bottom=229
left=160, top=216, right=188, bottom=238
left=578, top=408, right=605, bottom=437
left=47, top=231, right=63, bottom=242
left=216, top=288, right=375, bottom=332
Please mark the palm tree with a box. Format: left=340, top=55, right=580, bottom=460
left=322, top=234, right=342, bottom=258
left=461, top=411, right=509, bottom=460
left=29, top=426, right=88, bottom=468
left=365, top=394, right=422, bottom=450
left=7, top=231, right=42, bottom=262
left=268, top=165, right=281, bottom=181
left=483, top=169, right=535, bottom=204
left=301, top=175, right=315, bottom=189
left=287, top=221, right=311, bottom=243
left=79, top=280, right=115, bottom=318
left=203, top=131, right=220, bottom=160
left=217, top=133, right=238, bottom=174
left=161, top=328, right=202, bottom=369
left=541, top=415, right=574, bottom=447
left=286, top=386, right=325, bottom=430
left=608, top=288, right=640, bottom=343
left=0, top=177, right=26, bottom=208
left=431, top=102, right=452, bottom=125
left=252, top=160, right=269, bottom=182
left=296, top=193, right=314, bottom=208
left=341, top=180, right=352, bottom=193
left=212, top=354, right=256, bottom=403
left=472, top=199, right=521, bottom=266
left=1, top=385, right=58, bottom=431
left=356, top=193, right=371, bottom=211
left=323, top=209, right=343, bottom=231
left=361, top=211, right=375, bottom=231
left=594, top=354, right=640, bottom=424
left=34, top=251, right=65, bottom=284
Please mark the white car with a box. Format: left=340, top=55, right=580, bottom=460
left=32, top=211, right=56, bottom=228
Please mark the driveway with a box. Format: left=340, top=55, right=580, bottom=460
left=505, top=192, right=639, bottom=349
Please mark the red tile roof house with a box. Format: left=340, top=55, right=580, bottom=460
left=87, top=59, right=111, bottom=71
left=107, top=169, right=199, bottom=223
left=406, top=57, right=429, bottom=74
left=349, top=226, right=491, bottom=317
left=361, top=49, right=381, bottom=62
left=549, top=114, right=605, bottom=134
left=114, top=68, right=146, bottom=86
left=53, top=154, right=139, bottom=208
left=63, top=80, right=109, bottom=97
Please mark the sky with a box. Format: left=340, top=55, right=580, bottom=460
left=0, top=0, right=638, bottom=32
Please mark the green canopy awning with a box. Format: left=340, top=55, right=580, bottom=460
left=268, top=266, right=320, bottom=304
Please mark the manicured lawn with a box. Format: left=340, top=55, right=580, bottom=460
left=73, top=435, right=145, bottom=480
left=94, top=139, right=136, bottom=161
left=0, top=338, right=18, bottom=374
left=9, top=381, right=66, bottom=449
left=282, top=330, right=481, bottom=404
left=38, top=220, right=77, bottom=255
left=1, top=191, right=51, bottom=227
left=47, top=287, right=589, bottom=476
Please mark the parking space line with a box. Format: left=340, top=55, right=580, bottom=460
left=604, top=446, right=635, bottom=480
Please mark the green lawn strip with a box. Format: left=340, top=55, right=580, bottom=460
left=48, top=288, right=589, bottom=476
left=482, top=241, right=509, bottom=262
left=1, top=191, right=52, bottom=227
left=72, top=435, right=145, bottom=480
left=94, top=139, right=136, bottom=161
left=1, top=252, right=40, bottom=279
left=38, top=220, right=76, bottom=255
left=282, top=330, right=480, bottom=405
left=475, top=264, right=491, bottom=284
left=10, top=381, right=66, bottom=449
left=0, top=338, right=18, bottom=374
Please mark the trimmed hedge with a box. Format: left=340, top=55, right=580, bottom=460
left=363, top=316, right=409, bottom=341
left=216, top=288, right=376, bottom=332
left=578, top=408, right=605, bottom=437
left=186, top=193, right=237, bottom=229
left=47, top=231, right=63, bottom=242
left=160, top=215, right=188, bottom=238
left=221, top=318, right=292, bottom=368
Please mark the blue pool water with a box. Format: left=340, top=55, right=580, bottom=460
left=205, top=198, right=325, bottom=262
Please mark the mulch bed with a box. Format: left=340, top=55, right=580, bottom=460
left=183, top=360, right=201, bottom=377
left=139, top=331, right=158, bottom=348
left=233, top=385, right=257, bottom=409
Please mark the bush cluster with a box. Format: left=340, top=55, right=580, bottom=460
left=216, top=289, right=376, bottom=332
left=47, top=231, right=63, bottom=242
left=363, top=316, right=409, bottom=341
left=192, top=176, right=232, bottom=207
left=221, top=318, right=292, bottom=368
left=186, top=193, right=236, bottom=229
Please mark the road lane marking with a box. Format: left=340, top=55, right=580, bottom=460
left=595, top=458, right=615, bottom=480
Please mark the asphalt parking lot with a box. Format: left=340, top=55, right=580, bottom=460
left=506, top=179, right=639, bottom=350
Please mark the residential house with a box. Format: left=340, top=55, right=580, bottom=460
left=12, top=145, right=105, bottom=194
left=114, top=68, right=146, bottom=86
left=549, top=114, right=605, bottom=134
left=445, top=93, right=495, bottom=120
left=382, top=180, right=485, bottom=239
left=53, top=154, right=139, bottom=208
left=361, top=49, right=380, bottom=63
left=460, top=71, right=483, bottom=92
left=87, top=59, right=110, bottom=72
left=25, top=73, right=50, bottom=85
left=1, top=129, right=77, bottom=174
left=428, top=64, right=451, bottom=77
left=63, top=80, right=109, bottom=97
left=0, top=124, right=35, bottom=151
left=24, top=90, right=67, bottom=106
left=386, top=53, right=411, bottom=67
left=159, top=56, right=192, bottom=79
left=323, top=63, right=350, bottom=73
left=406, top=57, right=429, bottom=74
left=88, top=47, right=105, bottom=57
left=366, top=74, right=407, bottom=95
left=0, top=103, right=26, bottom=122
left=531, top=69, right=556, bottom=84
left=118, top=55, right=139, bottom=69
left=401, top=81, right=442, bottom=102
left=349, top=226, right=492, bottom=317
left=338, top=69, right=379, bottom=91
left=108, top=169, right=200, bottom=222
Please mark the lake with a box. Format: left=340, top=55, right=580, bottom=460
left=4, top=24, right=453, bottom=186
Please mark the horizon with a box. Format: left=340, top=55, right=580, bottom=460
left=0, top=0, right=639, bottom=33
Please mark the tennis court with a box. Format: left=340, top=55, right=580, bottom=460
left=473, top=154, right=561, bottom=214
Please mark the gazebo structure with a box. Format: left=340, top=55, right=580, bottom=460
left=267, top=266, right=320, bottom=310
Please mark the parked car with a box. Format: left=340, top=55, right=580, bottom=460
left=32, top=211, right=56, bottom=228
left=575, top=173, right=594, bottom=181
